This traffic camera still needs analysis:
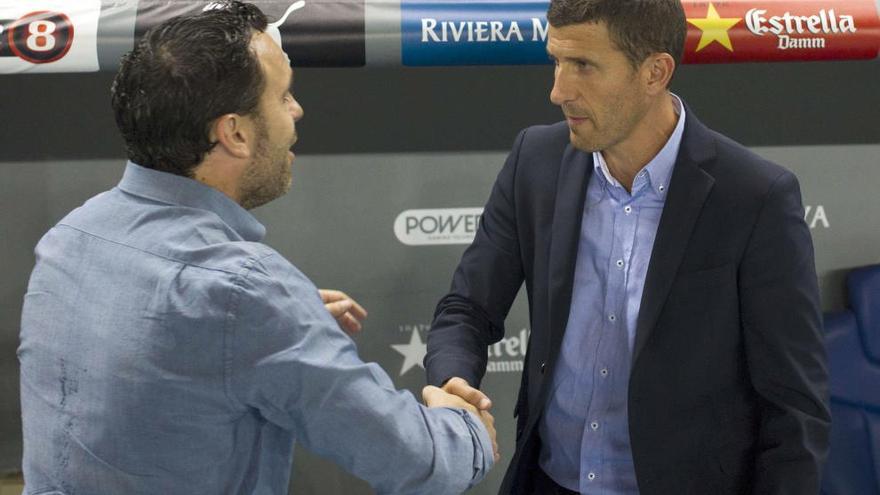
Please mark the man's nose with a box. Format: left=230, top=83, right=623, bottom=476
left=549, top=69, right=573, bottom=106
left=290, top=98, right=304, bottom=121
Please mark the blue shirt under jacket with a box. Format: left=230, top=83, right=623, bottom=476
left=19, top=161, right=492, bottom=495
left=539, top=96, right=686, bottom=494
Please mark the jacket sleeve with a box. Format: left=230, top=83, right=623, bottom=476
left=425, top=129, right=529, bottom=389
left=738, top=170, right=831, bottom=494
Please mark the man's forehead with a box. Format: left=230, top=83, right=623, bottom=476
left=547, top=22, right=615, bottom=53
left=262, top=30, right=291, bottom=66
left=252, top=33, right=290, bottom=71
left=270, top=41, right=293, bottom=71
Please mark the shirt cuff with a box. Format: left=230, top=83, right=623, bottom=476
left=456, top=408, right=495, bottom=487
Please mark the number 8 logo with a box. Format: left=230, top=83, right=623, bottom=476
left=8, top=11, right=73, bottom=64
left=28, top=20, right=57, bottom=52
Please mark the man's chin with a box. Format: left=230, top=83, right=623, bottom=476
left=568, top=131, right=598, bottom=153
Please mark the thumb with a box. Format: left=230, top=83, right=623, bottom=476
left=445, top=377, right=492, bottom=410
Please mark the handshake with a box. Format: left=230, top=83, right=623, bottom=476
left=321, top=289, right=500, bottom=468
left=424, top=377, right=500, bottom=463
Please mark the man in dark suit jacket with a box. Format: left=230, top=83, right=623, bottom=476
left=425, top=0, right=830, bottom=493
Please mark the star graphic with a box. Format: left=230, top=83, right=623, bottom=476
left=687, top=3, right=741, bottom=52
left=391, top=329, right=427, bottom=376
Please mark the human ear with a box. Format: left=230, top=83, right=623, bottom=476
left=643, top=53, right=675, bottom=94
left=210, top=114, right=254, bottom=159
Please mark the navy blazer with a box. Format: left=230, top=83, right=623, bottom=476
left=426, top=108, right=831, bottom=494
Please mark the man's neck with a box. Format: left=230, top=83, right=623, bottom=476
left=192, top=157, right=243, bottom=206
left=602, top=93, right=679, bottom=192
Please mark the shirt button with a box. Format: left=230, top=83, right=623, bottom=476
left=659, top=185, right=666, bottom=192
left=616, top=259, right=624, bottom=268
left=600, top=368, right=609, bottom=377
left=624, top=206, right=632, bottom=214
left=587, top=472, right=597, bottom=481
left=590, top=421, right=599, bottom=430
left=608, top=314, right=616, bottom=322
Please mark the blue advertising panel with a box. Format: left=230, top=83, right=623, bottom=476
left=401, top=1, right=552, bottom=66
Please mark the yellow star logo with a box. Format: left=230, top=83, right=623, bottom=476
left=687, top=3, right=741, bottom=52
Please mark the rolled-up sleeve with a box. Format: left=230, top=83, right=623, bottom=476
left=224, top=252, right=494, bottom=494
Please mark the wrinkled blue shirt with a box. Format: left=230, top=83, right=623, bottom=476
left=539, top=97, right=685, bottom=494
left=19, top=162, right=492, bottom=495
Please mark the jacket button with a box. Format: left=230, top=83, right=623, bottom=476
left=540, top=362, right=546, bottom=374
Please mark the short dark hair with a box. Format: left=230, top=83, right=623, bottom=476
left=547, top=0, right=686, bottom=71
left=111, top=1, right=268, bottom=177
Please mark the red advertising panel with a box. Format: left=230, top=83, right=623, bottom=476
left=682, top=0, right=880, bottom=63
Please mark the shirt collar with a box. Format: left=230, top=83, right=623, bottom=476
left=592, top=93, right=686, bottom=198
left=117, top=161, right=266, bottom=242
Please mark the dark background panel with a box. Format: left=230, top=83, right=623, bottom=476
left=1, top=60, right=878, bottom=160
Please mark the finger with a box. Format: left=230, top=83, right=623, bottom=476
left=443, top=377, right=492, bottom=410
left=320, top=289, right=368, bottom=320
left=346, top=298, right=368, bottom=320
left=338, top=300, right=367, bottom=324
left=481, top=410, right=495, bottom=426
left=324, top=299, right=353, bottom=318
left=339, top=313, right=362, bottom=335
left=319, top=289, right=343, bottom=303
left=479, top=411, right=499, bottom=461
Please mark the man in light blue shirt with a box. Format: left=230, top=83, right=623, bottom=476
left=18, top=2, right=495, bottom=493
left=537, top=97, right=684, bottom=493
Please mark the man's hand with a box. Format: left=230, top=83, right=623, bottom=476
left=422, top=385, right=499, bottom=462
left=442, top=377, right=492, bottom=411
left=319, top=289, right=368, bottom=335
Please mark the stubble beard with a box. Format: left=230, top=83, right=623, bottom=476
left=567, top=86, right=645, bottom=155
left=238, top=119, right=293, bottom=211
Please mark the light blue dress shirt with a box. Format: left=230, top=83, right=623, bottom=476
left=19, top=162, right=493, bottom=495
left=539, top=97, right=686, bottom=494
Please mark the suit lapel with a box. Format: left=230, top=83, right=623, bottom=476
left=545, top=145, right=592, bottom=374
left=632, top=112, right=717, bottom=365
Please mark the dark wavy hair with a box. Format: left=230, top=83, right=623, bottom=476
left=547, top=0, right=686, bottom=71
left=111, top=1, right=268, bottom=177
